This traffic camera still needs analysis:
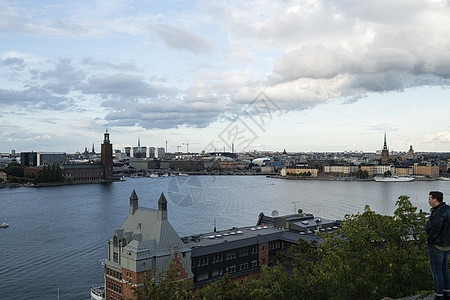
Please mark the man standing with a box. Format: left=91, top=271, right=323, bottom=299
left=427, top=191, right=450, bottom=300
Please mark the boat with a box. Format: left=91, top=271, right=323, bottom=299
left=90, top=285, right=105, bottom=300
left=438, top=177, right=450, bottom=181
left=149, top=173, right=159, bottom=178
left=374, top=175, right=415, bottom=182
left=0, top=223, right=9, bottom=228
left=178, top=172, right=189, bottom=176
left=162, top=173, right=169, bottom=177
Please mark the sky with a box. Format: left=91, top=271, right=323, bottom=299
left=1, top=0, right=450, bottom=154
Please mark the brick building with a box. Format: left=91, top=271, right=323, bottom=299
left=99, top=191, right=341, bottom=299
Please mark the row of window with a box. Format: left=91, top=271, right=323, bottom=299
left=269, top=241, right=281, bottom=250
left=196, top=246, right=259, bottom=267
left=108, top=281, right=122, bottom=294
left=196, top=260, right=259, bottom=282
left=106, top=268, right=122, bottom=280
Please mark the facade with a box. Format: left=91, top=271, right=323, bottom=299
left=101, top=130, right=113, bottom=180
left=0, top=171, right=8, bottom=182
left=360, top=164, right=376, bottom=177
left=375, top=164, right=393, bottom=175
left=62, top=164, right=104, bottom=182
left=20, top=152, right=38, bottom=167
left=104, top=191, right=193, bottom=300
left=148, top=147, right=156, bottom=159
left=282, top=166, right=318, bottom=177
left=37, top=152, right=66, bottom=166
left=157, top=147, right=165, bottom=159
left=101, top=191, right=341, bottom=299
left=395, top=166, right=413, bottom=176
left=323, top=164, right=358, bottom=175
left=413, top=162, right=439, bottom=177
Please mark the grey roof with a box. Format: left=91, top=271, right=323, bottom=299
left=184, top=225, right=284, bottom=257
left=117, top=207, right=190, bottom=257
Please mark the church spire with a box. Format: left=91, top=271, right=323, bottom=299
left=383, top=132, right=388, bottom=150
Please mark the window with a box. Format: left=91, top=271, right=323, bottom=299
left=229, top=265, right=236, bottom=273
left=226, top=252, right=236, bottom=260
left=251, top=260, right=258, bottom=268
left=113, top=236, right=118, bottom=247
left=239, top=263, right=249, bottom=271
left=122, top=238, right=127, bottom=246
left=239, top=249, right=248, bottom=257
left=212, top=270, right=220, bottom=278
left=197, top=257, right=208, bottom=267
left=212, top=254, right=223, bottom=263
left=197, top=273, right=209, bottom=281
left=262, top=245, right=265, bottom=253
left=113, top=252, right=118, bottom=263
left=251, top=246, right=257, bottom=255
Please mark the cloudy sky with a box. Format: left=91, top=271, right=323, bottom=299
left=1, top=0, right=450, bottom=154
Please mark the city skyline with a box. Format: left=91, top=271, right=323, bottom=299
left=1, top=0, right=450, bottom=153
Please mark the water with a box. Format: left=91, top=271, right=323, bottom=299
left=0, top=176, right=449, bottom=299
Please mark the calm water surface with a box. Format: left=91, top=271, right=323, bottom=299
left=1, top=176, right=449, bottom=299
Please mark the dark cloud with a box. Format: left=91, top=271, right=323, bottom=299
left=151, top=24, right=215, bottom=55
left=81, top=58, right=140, bottom=72
left=80, top=73, right=175, bottom=98
left=1, top=57, right=25, bottom=70
left=39, top=59, right=85, bottom=94
left=0, top=87, right=70, bottom=110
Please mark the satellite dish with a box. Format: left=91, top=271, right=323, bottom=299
left=271, top=210, right=279, bottom=217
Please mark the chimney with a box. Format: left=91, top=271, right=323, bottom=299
left=129, top=190, right=138, bottom=215
left=158, top=193, right=168, bottom=220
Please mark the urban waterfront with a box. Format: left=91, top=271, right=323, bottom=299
left=1, top=176, right=450, bottom=299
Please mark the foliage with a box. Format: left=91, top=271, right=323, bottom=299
left=134, top=196, right=432, bottom=300
left=197, top=273, right=248, bottom=299
left=356, top=170, right=369, bottom=179
left=35, top=164, right=63, bottom=183
left=132, top=261, right=192, bottom=300
left=383, top=170, right=392, bottom=177
left=4, top=161, right=24, bottom=177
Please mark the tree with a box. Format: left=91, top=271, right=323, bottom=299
left=197, top=273, right=248, bottom=299
left=4, top=161, right=24, bottom=177
left=131, top=261, right=192, bottom=300
left=383, top=170, right=392, bottom=177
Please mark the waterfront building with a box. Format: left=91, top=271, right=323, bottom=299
left=323, top=164, right=358, bottom=175
left=394, top=165, right=413, bottom=176
left=281, top=166, right=318, bottom=177
left=413, top=162, right=439, bottom=177
left=0, top=171, right=7, bottom=182
left=101, top=130, right=113, bottom=180
left=360, top=164, right=376, bottom=177
left=375, top=164, right=393, bottom=175
left=101, top=191, right=341, bottom=299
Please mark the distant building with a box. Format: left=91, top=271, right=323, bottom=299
left=0, top=171, right=7, bottom=182
left=20, top=151, right=38, bottom=167
left=148, top=147, right=156, bottom=159
left=157, top=147, right=165, bottom=158
left=381, top=133, right=389, bottom=165
left=414, top=162, right=439, bottom=177
left=37, top=152, right=66, bottom=166
left=323, top=164, right=358, bottom=175
left=408, top=145, right=414, bottom=160
left=101, top=130, right=113, bottom=180
left=124, top=147, right=131, bottom=157
left=281, top=166, right=318, bottom=177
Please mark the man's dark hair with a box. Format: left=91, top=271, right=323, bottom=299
left=430, top=191, right=444, bottom=203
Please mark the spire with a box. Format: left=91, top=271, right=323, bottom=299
left=103, top=129, right=110, bottom=144
left=92, top=143, right=95, bottom=154
left=158, top=193, right=168, bottom=220
left=383, top=132, right=388, bottom=150
left=129, top=190, right=138, bottom=215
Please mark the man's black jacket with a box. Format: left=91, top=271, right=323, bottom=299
left=426, top=202, right=450, bottom=247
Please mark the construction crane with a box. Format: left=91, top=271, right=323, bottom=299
left=172, top=146, right=182, bottom=153
left=182, top=141, right=199, bottom=153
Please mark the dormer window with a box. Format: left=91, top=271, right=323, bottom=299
left=113, top=235, right=118, bottom=247
left=122, top=238, right=127, bottom=246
